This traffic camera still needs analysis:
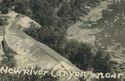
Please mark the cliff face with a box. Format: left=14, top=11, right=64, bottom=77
left=0, top=0, right=125, bottom=81
left=0, top=10, right=102, bottom=81
left=0, top=11, right=82, bottom=81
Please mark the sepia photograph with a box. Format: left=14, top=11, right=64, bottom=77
left=0, top=0, right=125, bottom=81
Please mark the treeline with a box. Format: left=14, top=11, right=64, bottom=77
left=26, top=27, right=111, bottom=73
left=25, top=27, right=113, bottom=81
left=0, top=0, right=102, bottom=26
left=0, top=0, right=113, bottom=81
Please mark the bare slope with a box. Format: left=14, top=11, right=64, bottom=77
left=0, top=11, right=98, bottom=81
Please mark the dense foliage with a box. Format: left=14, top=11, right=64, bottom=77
left=0, top=0, right=102, bottom=25
left=0, top=0, right=113, bottom=81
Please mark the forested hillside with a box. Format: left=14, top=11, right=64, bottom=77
left=0, top=0, right=124, bottom=81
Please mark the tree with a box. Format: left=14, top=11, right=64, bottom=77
left=61, top=40, right=94, bottom=70
left=93, top=50, right=111, bottom=73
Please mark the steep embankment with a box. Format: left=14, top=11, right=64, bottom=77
left=0, top=11, right=79, bottom=81
left=0, top=11, right=99, bottom=81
